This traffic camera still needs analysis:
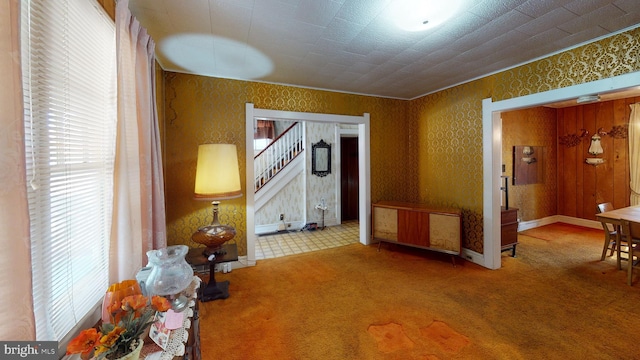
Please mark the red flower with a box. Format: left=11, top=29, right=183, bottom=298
left=66, top=328, right=100, bottom=356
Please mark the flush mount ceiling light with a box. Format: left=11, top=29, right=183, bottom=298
left=576, top=94, right=601, bottom=104
left=386, top=0, right=464, bottom=32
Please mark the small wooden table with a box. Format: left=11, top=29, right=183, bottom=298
left=186, top=243, right=238, bottom=302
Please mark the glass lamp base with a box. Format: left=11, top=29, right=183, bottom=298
left=166, top=292, right=189, bottom=312
left=191, top=224, right=236, bottom=251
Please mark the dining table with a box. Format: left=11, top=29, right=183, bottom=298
left=595, top=205, right=640, bottom=227
left=595, top=204, right=640, bottom=271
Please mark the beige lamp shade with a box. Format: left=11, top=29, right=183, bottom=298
left=194, top=144, right=242, bottom=200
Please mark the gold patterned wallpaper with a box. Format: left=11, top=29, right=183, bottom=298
left=163, top=77, right=415, bottom=255
left=492, top=28, right=640, bottom=101
left=162, top=27, right=640, bottom=256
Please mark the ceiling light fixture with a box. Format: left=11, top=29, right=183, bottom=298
left=576, top=94, right=600, bottom=104
left=387, top=0, right=464, bottom=32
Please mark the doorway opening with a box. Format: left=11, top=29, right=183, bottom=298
left=245, top=104, right=371, bottom=265
left=482, top=72, right=640, bottom=270
left=340, top=136, right=359, bottom=222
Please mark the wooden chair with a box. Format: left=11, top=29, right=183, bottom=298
left=596, top=202, right=617, bottom=261
left=618, top=219, right=640, bottom=286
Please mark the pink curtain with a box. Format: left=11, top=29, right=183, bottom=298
left=111, top=0, right=167, bottom=282
left=0, top=0, right=36, bottom=339
left=255, top=120, right=276, bottom=139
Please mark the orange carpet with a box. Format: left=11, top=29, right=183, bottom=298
left=196, top=223, right=640, bottom=359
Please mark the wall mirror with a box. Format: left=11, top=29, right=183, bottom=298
left=312, top=139, right=331, bottom=177
left=513, top=145, right=544, bottom=185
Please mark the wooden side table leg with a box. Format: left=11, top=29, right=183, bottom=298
left=199, top=261, right=230, bottom=302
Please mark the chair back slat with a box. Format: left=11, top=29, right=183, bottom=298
left=597, top=202, right=614, bottom=213
left=596, top=202, right=615, bottom=232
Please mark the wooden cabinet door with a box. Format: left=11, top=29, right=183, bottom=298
left=429, top=213, right=461, bottom=254
left=398, top=209, right=430, bottom=247
left=373, top=206, right=398, bottom=241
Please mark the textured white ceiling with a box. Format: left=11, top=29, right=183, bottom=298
left=128, top=0, right=640, bottom=100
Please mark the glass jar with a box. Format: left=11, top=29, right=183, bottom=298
left=145, top=245, right=193, bottom=298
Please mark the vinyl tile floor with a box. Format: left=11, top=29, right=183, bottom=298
left=255, top=220, right=360, bottom=260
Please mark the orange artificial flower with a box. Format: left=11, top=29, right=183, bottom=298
left=107, top=299, right=121, bottom=315
left=67, top=280, right=183, bottom=359
left=66, top=328, right=100, bottom=356
left=122, top=294, right=148, bottom=311
left=100, top=326, right=126, bottom=348
left=93, top=344, right=109, bottom=357
left=151, top=295, right=171, bottom=312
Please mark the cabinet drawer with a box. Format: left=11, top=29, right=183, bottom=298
left=501, top=208, right=518, bottom=224
left=501, top=223, right=518, bottom=247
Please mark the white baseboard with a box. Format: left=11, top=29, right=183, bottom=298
left=461, top=248, right=484, bottom=265
left=518, top=215, right=601, bottom=231
left=255, top=221, right=305, bottom=235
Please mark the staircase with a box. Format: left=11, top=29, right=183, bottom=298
left=254, top=122, right=304, bottom=210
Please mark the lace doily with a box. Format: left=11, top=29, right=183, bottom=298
left=142, top=277, right=201, bottom=360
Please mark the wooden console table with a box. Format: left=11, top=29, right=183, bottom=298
left=372, top=201, right=461, bottom=265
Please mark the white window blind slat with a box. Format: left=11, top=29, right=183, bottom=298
left=22, top=0, right=116, bottom=342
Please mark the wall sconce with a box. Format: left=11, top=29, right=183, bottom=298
left=585, top=128, right=606, bottom=166
left=521, top=146, right=537, bottom=164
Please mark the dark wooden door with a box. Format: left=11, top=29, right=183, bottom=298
left=341, top=137, right=359, bottom=221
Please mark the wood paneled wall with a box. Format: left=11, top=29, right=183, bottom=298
left=557, top=97, right=640, bottom=220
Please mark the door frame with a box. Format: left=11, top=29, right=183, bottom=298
left=245, top=104, right=371, bottom=265
left=482, top=71, right=640, bottom=270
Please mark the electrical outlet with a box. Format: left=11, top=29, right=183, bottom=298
left=279, top=213, right=284, bottom=221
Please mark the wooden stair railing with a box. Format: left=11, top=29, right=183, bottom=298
left=254, top=122, right=304, bottom=192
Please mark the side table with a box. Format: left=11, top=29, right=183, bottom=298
left=500, top=207, right=519, bottom=257
left=186, top=243, right=238, bottom=302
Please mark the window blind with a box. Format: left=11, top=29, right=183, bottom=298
left=21, top=0, right=116, bottom=341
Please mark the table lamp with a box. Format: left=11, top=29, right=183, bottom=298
left=192, top=144, right=242, bottom=256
